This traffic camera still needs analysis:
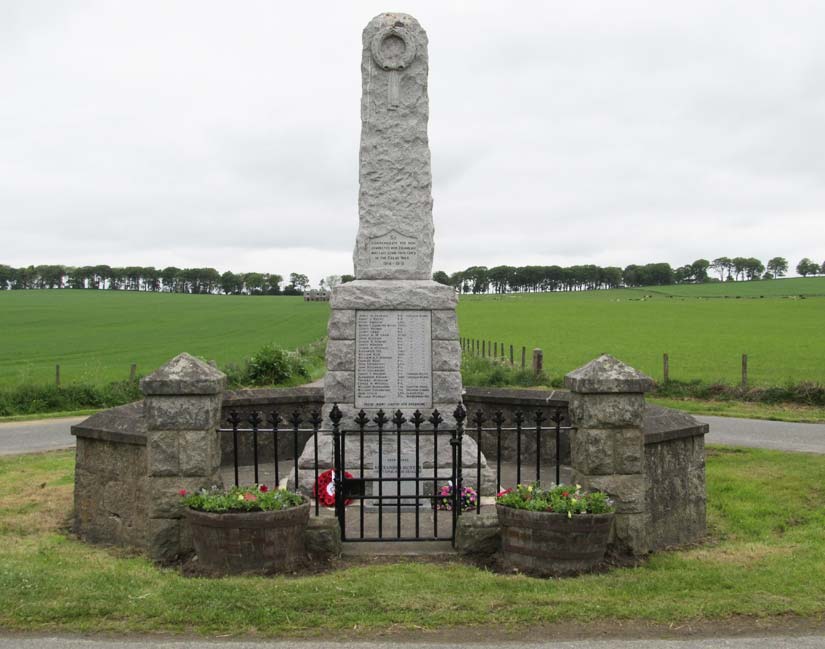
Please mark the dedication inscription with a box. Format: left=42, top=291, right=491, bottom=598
left=368, top=231, right=418, bottom=270
left=355, top=310, right=432, bottom=409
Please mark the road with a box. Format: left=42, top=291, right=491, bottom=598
left=2, top=413, right=824, bottom=457
left=0, top=416, right=85, bottom=455
left=697, top=415, right=825, bottom=454
left=2, top=637, right=825, bottom=649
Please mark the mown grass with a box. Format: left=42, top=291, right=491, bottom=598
left=1, top=448, right=824, bottom=635
left=648, top=397, right=825, bottom=424
left=0, top=290, right=328, bottom=387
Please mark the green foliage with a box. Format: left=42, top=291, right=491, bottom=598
left=223, top=340, right=324, bottom=389
left=0, top=380, right=142, bottom=417
left=460, top=354, right=555, bottom=388
left=655, top=379, right=825, bottom=407
left=245, top=344, right=309, bottom=386
left=181, top=484, right=304, bottom=513
left=497, top=483, right=613, bottom=516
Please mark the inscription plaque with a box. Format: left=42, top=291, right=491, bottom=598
left=355, top=310, right=432, bottom=409
left=368, top=231, right=418, bottom=270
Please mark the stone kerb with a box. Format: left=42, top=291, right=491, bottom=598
left=565, top=354, right=654, bottom=556
left=140, top=352, right=226, bottom=562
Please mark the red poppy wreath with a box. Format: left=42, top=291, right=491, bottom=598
left=313, top=468, right=354, bottom=507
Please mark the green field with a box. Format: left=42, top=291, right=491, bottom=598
left=1, top=277, right=824, bottom=388
left=0, top=290, right=329, bottom=386
left=458, top=278, right=825, bottom=385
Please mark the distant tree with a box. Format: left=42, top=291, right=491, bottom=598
left=743, top=257, right=764, bottom=281
left=325, top=275, right=342, bottom=291
left=432, top=270, right=450, bottom=286
left=821, top=260, right=825, bottom=275
left=340, top=274, right=355, bottom=284
left=264, top=273, right=283, bottom=295
left=0, top=265, right=13, bottom=290
left=220, top=271, right=243, bottom=295
left=161, top=267, right=181, bottom=292
left=243, top=272, right=265, bottom=295
left=796, top=258, right=818, bottom=277
left=289, top=273, right=310, bottom=292
left=766, top=257, right=789, bottom=279
left=710, top=257, right=732, bottom=281
left=691, top=259, right=710, bottom=283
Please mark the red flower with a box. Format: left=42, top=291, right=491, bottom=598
left=259, top=485, right=269, bottom=493
left=313, top=468, right=354, bottom=507
left=243, top=492, right=257, bottom=501
left=178, top=489, right=187, bottom=497
left=562, top=491, right=569, bottom=498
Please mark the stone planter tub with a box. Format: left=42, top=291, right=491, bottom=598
left=186, top=502, right=310, bottom=574
left=496, top=504, right=613, bottom=576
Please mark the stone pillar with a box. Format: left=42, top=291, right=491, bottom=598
left=324, top=13, right=462, bottom=423
left=565, top=354, right=653, bottom=556
left=140, top=353, right=226, bottom=562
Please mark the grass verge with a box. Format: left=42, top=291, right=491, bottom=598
left=1, top=447, right=825, bottom=636
left=649, top=397, right=825, bottom=424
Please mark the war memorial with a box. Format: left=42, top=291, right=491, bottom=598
left=70, top=13, right=707, bottom=572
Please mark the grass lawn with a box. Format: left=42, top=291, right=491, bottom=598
left=457, top=277, right=825, bottom=386
left=1, top=447, right=824, bottom=636
left=0, top=290, right=329, bottom=387
left=649, top=398, right=825, bottom=424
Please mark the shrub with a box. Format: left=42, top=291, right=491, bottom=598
left=461, top=354, right=552, bottom=388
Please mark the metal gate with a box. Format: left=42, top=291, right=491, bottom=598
left=329, top=404, right=465, bottom=544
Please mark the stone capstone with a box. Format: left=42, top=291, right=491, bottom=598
left=565, top=354, right=654, bottom=394
left=140, top=352, right=226, bottom=396
left=330, top=280, right=456, bottom=310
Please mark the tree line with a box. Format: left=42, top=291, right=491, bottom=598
left=0, top=264, right=356, bottom=295
left=432, top=256, right=825, bottom=293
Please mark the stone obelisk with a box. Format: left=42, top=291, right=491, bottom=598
left=324, top=12, right=462, bottom=423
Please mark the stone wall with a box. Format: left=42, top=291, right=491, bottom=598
left=644, top=406, right=707, bottom=550
left=72, top=402, right=148, bottom=550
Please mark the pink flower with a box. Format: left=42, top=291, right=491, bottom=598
left=178, top=489, right=187, bottom=497
left=497, top=488, right=512, bottom=498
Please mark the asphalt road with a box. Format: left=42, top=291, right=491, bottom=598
left=2, top=413, right=824, bottom=457
left=2, top=637, right=825, bottom=649
left=0, top=416, right=84, bottom=455
left=698, top=415, right=825, bottom=454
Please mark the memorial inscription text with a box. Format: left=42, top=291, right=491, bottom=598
left=355, top=310, right=432, bottom=409
left=368, top=231, right=418, bottom=269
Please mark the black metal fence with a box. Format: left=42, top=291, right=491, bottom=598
left=220, top=402, right=571, bottom=543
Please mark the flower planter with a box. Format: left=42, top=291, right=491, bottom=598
left=186, top=502, right=310, bottom=574
left=496, top=504, right=613, bottom=576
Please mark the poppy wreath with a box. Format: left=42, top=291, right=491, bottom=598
left=313, top=468, right=354, bottom=507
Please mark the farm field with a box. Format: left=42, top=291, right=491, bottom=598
left=1, top=276, right=824, bottom=388
left=457, top=277, right=825, bottom=386
left=0, top=290, right=328, bottom=386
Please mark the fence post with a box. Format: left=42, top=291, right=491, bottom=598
left=140, top=353, right=226, bottom=562
left=521, top=346, right=526, bottom=369
left=55, top=364, right=60, bottom=387
left=663, top=353, right=669, bottom=384
left=741, top=354, right=748, bottom=388
left=130, top=363, right=137, bottom=381
left=482, top=340, right=486, bottom=358
left=500, top=342, right=504, bottom=359
left=566, top=354, right=654, bottom=556
left=509, top=344, right=514, bottom=365
left=493, top=342, right=498, bottom=358
left=532, top=348, right=543, bottom=376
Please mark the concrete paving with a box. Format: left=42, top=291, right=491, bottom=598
left=698, top=415, right=825, bottom=454
left=0, top=416, right=83, bottom=455
left=3, top=636, right=825, bottom=648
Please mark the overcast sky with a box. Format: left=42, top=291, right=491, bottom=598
left=2, top=1, right=823, bottom=285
